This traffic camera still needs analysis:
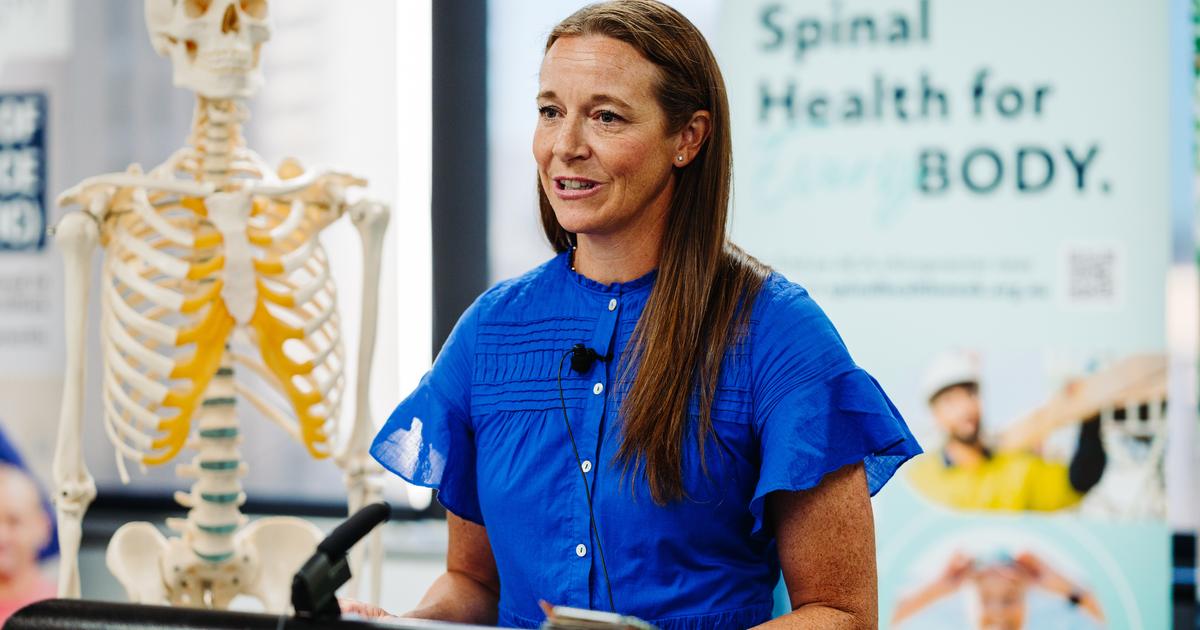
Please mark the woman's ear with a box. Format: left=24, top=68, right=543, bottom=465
left=673, top=110, right=712, bottom=168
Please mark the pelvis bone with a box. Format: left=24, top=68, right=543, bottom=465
left=107, top=515, right=322, bottom=612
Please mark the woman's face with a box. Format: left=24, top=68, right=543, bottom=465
left=534, top=35, right=682, bottom=240
left=0, top=468, right=48, bottom=579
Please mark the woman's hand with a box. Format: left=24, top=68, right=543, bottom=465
left=890, top=550, right=974, bottom=627
left=337, top=597, right=397, bottom=620
left=1012, top=551, right=1106, bottom=624
left=937, top=551, right=975, bottom=590
left=1013, top=551, right=1074, bottom=595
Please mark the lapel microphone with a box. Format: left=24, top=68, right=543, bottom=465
left=570, top=343, right=608, bottom=373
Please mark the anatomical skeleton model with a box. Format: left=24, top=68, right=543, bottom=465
left=52, top=0, right=389, bottom=611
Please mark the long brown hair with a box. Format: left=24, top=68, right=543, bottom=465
left=539, top=0, right=771, bottom=503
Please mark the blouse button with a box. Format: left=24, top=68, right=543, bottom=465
left=608, top=298, right=617, bottom=311
left=581, top=460, right=593, bottom=473
left=576, top=544, right=587, bottom=557
left=592, top=382, right=604, bottom=395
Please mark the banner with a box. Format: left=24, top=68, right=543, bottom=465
left=0, top=91, right=60, bottom=487
left=719, top=0, right=1177, bottom=626
left=0, top=93, right=46, bottom=252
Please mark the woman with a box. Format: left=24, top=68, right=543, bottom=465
left=0, top=465, right=56, bottom=625
left=364, top=1, right=920, bottom=627
left=891, top=551, right=1105, bottom=628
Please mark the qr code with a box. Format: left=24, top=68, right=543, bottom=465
left=1063, top=246, right=1121, bottom=305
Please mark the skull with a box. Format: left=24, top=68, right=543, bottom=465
left=144, top=0, right=271, bottom=99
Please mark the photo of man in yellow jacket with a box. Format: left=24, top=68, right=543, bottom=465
left=907, top=351, right=1163, bottom=513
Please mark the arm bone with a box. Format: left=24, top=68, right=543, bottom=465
left=51, top=212, right=102, bottom=598
left=340, top=199, right=391, bottom=603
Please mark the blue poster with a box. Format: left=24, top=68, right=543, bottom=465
left=0, top=93, right=47, bottom=251
left=716, top=0, right=1179, bottom=626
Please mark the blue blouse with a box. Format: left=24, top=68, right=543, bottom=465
left=370, top=252, right=920, bottom=629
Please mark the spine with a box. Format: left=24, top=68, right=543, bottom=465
left=192, top=97, right=244, bottom=185
left=180, top=353, right=245, bottom=563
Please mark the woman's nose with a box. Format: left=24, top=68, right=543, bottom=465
left=552, top=117, right=589, bottom=162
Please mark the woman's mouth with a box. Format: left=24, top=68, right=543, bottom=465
left=553, top=177, right=602, bottom=200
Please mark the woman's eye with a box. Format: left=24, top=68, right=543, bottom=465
left=597, top=110, right=621, bottom=124
left=538, top=106, right=560, bottom=119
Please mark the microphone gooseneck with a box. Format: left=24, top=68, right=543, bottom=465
left=318, top=501, right=391, bottom=558
left=292, top=502, right=392, bottom=620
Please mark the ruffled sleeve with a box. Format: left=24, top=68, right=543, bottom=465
left=748, top=278, right=921, bottom=535
left=370, top=299, right=483, bottom=524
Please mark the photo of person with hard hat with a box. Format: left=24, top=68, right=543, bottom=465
left=908, top=348, right=1169, bottom=515
left=907, top=350, right=1101, bottom=512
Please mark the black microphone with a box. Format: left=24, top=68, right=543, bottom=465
left=292, top=502, right=391, bottom=619
left=570, top=343, right=608, bottom=373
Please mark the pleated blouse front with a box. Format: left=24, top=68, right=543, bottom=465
left=370, top=251, right=921, bottom=629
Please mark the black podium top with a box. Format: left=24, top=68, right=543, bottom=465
left=5, top=599, right=501, bottom=630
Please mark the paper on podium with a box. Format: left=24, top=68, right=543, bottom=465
left=539, top=605, right=658, bottom=630
left=364, top=616, right=498, bottom=629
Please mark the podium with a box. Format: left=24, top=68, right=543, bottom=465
left=5, top=599, right=500, bottom=630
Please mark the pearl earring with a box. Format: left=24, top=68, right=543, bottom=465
left=676, top=155, right=684, bottom=162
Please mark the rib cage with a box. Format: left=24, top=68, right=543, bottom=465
left=99, top=180, right=346, bottom=475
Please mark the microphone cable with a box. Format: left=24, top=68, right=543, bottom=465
left=557, top=349, right=617, bottom=613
